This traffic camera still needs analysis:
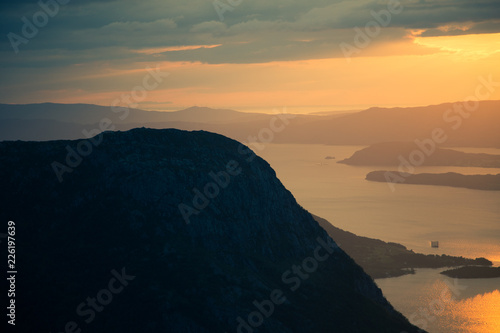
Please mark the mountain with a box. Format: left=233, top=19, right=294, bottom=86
left=0, top=128, right=421, bottom=332
left=1, top=101, right=499, bottom=148
left=338, top=142, right=500, bottom=167
left=282, top=100, right=500, bottom=148
left=0, top=118, right=90, bottom=141
left=164, top=106, right=270, bottom=123
left=313, top=215, right=492, bottom=279
left=0, top=103, right=293, bottom=141
left=0, top=103, right=266, bottom=124
left=366, top=171, right=500, bottom=191
left=0, top=102, right=137, bottom=124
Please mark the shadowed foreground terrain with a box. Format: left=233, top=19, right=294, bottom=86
left=314, top=215, right=492, bottom=279
left=0, top=129, right=421, bottom=332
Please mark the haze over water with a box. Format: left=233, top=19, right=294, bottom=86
left=259, top=144, right=500, bottom=262
left=258, top=143, right=500, bottom=333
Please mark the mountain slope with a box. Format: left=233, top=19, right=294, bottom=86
left=0, top=103, right=266, bottom=125
left=0, top=128, right=421, bottom=332
left=2, top=101, right=499, bottom=148
left=280, top=100, right=500, bottom=148
left=313, top=215, right=492, bottom=279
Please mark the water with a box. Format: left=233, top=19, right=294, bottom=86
left=376, top=269, right=500, bottom=333
left=257, top=143, right=500, bottom=332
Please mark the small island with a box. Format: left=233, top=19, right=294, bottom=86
left=440, top=266, right=500, bottom=278
left=366, top=170, right=500, bottom=191
left=338, top=142, right=500, bottom=167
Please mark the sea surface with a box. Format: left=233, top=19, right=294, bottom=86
left=258, top=143, right=500, bottom=333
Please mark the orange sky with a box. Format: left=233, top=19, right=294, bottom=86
left=39, top=32, right=500, bottom=113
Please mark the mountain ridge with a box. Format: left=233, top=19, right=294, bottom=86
left=0, top=103, right=266, bottom=124
left=2, top=100, right=499, bottom=148
left=0, top=128, right=422, bottom=332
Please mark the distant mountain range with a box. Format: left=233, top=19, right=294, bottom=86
left=0, top=103, right=266, bottom=124
left=1, top=101, right=499, bottom=148
left=0, top=129, right=421, bottom=332
left=339, top=142, right=500, bottom=167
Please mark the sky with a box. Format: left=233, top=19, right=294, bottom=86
left=1, top=0, right=500, bottom=113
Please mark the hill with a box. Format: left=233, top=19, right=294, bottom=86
left=313, top=215, right=492, bottom=279
left=0, top=128, right=421, bottom=333
left=0, top=103, right=266, bottom=124
left=1, top=101, right=500, bottom=148
left=284, top=100, right=500, bottom=148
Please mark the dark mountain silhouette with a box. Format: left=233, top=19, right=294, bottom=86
left=0, top=129, right=421, bottom=332
left=366, top=171, right=500, bottom=191
left=313, top=215, right=492, bottom=279
left=339, top=142, right=500, bottom=167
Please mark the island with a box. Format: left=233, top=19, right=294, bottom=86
left=313, top=215, right=492, bottom=279
left=440, top=266, right=500, bottom=278
left=366, top=170, right=500, bottom=191
left=338, top=142, right=500, bottom=167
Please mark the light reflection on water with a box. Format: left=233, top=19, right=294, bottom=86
left=448, top=290, right=500, bottom=332
left=258, top=143, right=500, bottom=333
left=376, top=268, right=500, bottom=333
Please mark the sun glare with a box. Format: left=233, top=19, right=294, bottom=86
left=414, top=32, right=500, bottom=60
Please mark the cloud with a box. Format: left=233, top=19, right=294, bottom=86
left=190, top=21, right=226, bottom=33
left=100, top=18, right=177, bottom=34
left=1, top=0, right=500, bottom=104
left=2, top=0, right=500, bottom=63
left=420, top=19, right=500, bottom=37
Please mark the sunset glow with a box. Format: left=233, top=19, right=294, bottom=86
left=2, top=1, right=499, bottom=112
left=1, top=1, right=500, bottom=332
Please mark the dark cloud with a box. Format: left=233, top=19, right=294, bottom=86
left=1, top=0, right=499, bottom=98
left=420, top=19, right=500, bottom=37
